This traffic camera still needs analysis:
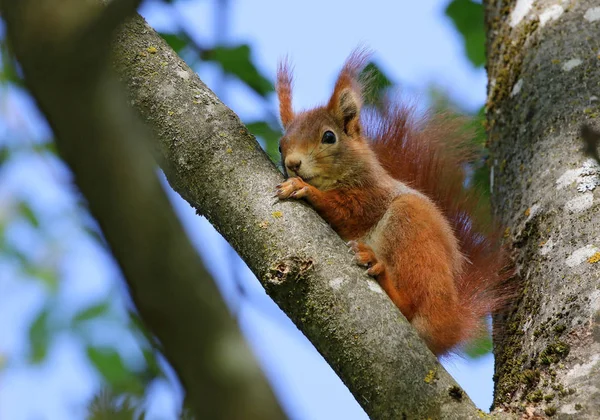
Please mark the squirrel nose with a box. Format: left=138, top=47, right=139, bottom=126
left=286, top=158, right=302, bottom=173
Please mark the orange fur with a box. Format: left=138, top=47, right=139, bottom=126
left=275, top=50, right=512, bottom=356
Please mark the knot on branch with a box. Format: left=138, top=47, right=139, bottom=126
left=448, top=386, right=463, bottom=402
left=265, top=256, right=314, bottom=286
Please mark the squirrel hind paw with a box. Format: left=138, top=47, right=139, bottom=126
left=366, top=262, right=385, bottom=277
left=348, top=241, right=381, bottom=273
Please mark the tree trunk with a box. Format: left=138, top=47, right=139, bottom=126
left=485, top=1, right=600, bottom=417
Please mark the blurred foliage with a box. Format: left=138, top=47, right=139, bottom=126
left=445, top=0, right=486, bottom=67
left=464, top=330, right=494, bottom=359
left=158, top=29, right=284, bottom=165
left=0, top=41, right=23, bottom=86
left=28, top=305, right=52, bottom=363
left=428, top=85, right=491, bottom=200
left=202, top=45, right=274, bottom=97
left=160, top=33, right=188, bottom=54
left=0, top=39, right=166, bottom=420
left=246, top=121, right=281, bottom=162
left=361, top=62, right=393, bottom=107
left=466, top=106, right=492, bottom=200
left=0, top=0, right=492, bottom=418
left=87, top=389, right=142, bottom=420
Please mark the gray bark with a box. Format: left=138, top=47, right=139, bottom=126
left=109, top=11, right=487, bottom=420
left=0, top=1, right=284, bottom=419
left=485, top=0, right=600, bottom=418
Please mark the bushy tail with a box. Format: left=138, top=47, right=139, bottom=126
left=364, top=102, right=514, bottom=350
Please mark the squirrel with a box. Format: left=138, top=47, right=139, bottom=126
left=274, top=50, right=512, bottom=356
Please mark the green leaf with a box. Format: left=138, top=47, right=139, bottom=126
left=466, top=106, right=491, bottom=198
left=18, top=201, right=39, bottom=227
left=73, top=302, right=111, bottom=324
left=472, top=160, right=491, bottom=199
left=86, top=346, right=143, bottom=394
left=0, top=41, right=24, bottom=86
left=361, top=62, right=393, bottom=106
left=246, top=121, right=282, bottom=162
left=32, top=141, right=58, bottom=156
left=464, top=331, right=493, bottom=358
left=28, top=306, right=51, bottom=363
left=3, top=244, right=28, bottom=266
left=445, top=0, right=486, bottom=67
left=202, top=45, right=274, bottom=97
left=24, top=265, right=59, bottom=292
left=159, top=33, right=188, bottom=54
left=142, top=349, right=163, bottom=378
left=0, top=146, right=10, bottom=166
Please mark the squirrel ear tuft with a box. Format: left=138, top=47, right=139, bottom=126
left=327, top=48, right=370, bottom=135
left=276, top=59, right=294, bottom=130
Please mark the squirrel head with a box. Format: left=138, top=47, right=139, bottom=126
left=276, top=50, right=376, bottom=190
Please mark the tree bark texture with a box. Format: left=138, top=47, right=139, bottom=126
left=109, top=12, right=488, bottom=420
left=485, top=0, right=600, bottom=417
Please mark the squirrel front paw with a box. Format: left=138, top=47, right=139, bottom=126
left=347, top=241, right=386, bottom=278
left=275, top=177, right=311, bottom=199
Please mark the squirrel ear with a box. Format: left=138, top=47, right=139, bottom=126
left=339, top=88, right=361, bottom=127
left=329, top=86, right=362, bottom=136
left=327, top=48, right=370, bottom=136
left=276, top=59, right=294, bottom=130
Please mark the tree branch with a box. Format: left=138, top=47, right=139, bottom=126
left=0, top=0, right=284, bottom=419
left=109, top=12, right=488, bottom=419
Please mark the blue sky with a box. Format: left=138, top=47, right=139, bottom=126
left=0, top=1, right=492, bottom=419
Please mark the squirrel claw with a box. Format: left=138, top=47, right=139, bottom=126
left=348, top=241, right=380, bottom=272
left=274, top=177, right=308, bottom=200
left=356, top=259, right=372, bottom=268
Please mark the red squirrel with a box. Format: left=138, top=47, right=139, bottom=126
left=274, top=50, right=510, bottom=356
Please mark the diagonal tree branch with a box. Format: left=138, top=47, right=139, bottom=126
left=109, top=12, right=492, bottom=419
left=0, top=0, right=284, bottom=419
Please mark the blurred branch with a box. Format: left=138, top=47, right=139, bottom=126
left=109, top=12, right=488, bottom=420
left=0, top=0, right=284, bottom=419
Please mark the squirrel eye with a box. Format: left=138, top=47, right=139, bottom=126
left=321, top=130, right=336, bottom=144
left=278, top=144, right=282, bottom=154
